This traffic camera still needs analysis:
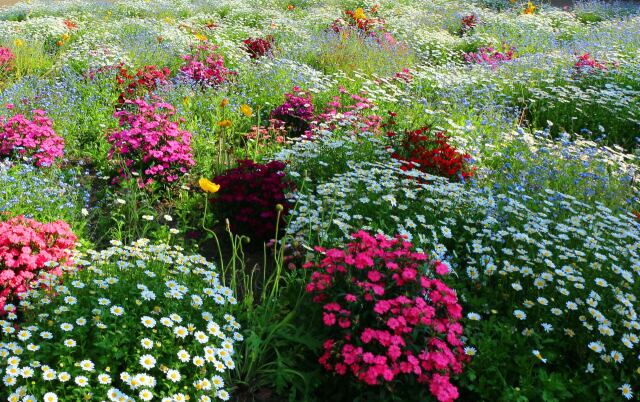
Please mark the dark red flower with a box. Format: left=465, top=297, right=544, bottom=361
left=243, top=36, right=275, bottom=59
left=209, top=160, right=295, bottom=241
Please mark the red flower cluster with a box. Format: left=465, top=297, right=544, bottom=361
left=304, top=231, right=469, bottom=402
left=180, top=44, right=236, bottom=87
left=459, top=14, right=478, bottom=35
left=210, top=160, right=294, bottom=241
left=574, top=53, right=607, bottom=72
left=391, top=127, right=474, bottom=181
left=108, top=98, right=195, bottom=187
left=116, top=64, right=171, bottom=104
left=0, top=216, right=77, bottom=313
left=243, top=36, right=274, bottom=59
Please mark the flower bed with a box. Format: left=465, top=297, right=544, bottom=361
left=0, top=240, right=240, bottom=402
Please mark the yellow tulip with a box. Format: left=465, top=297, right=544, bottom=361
left=199, top=178, right=220, bottom=193
left=240, top=104, right=253, bottom=117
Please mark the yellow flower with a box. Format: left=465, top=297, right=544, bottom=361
left=199, top=178, right=220, bottom=193
left=353, top=8, right=367, bottom=20
left=194, top=32, right=208, bottom=41
left=524, top=1, right=536, bottom=14
left=240, top=104, right=253, bottom=117
left=218, top=119, right=232, bottom=128
left=14, top=39, right=24, bottom=48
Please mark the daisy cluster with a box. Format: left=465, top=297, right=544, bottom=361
left=287, top=159, right=640, bottom=389
left=0, top=239, right=241, bottom=402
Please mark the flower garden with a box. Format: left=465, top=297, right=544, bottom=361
left=0, top=0, right=639, bottom=400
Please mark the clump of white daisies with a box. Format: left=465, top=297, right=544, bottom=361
left=0, top=239, right=241, bottom=402
left=288, top=160, right=640, bottom=395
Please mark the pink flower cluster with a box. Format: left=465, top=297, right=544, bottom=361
left=0, top=106, right=65, bottom=167
left=0, top=216, right=77, bottom=313
left=0, top=47, right=15, bottom=72
left=304, top=231, right=469, bottom=402
left=394, top=68, right=413, bottom=83
left=574, top=53, right=607, bottom=72
left=464, top=45, right=515, bottom=67
left=315, top=86, right=382, bottom=134
left=180, top=44, right=237, bottom=87
left=108, top=98, right=195, bottom=187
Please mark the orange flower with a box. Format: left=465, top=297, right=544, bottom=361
left=63, top=19, right=77, bottom=30
left=524, top=1, right=536, bottom=14
left=287, top=4, right=295, bottom=11
left=240, top=104, right=253, bottom=117
left=220, top=98, right=229, bottom=108
left=218, top=119, right=232, bottom=128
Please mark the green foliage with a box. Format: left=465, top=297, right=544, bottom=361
left=295, top=28, right=414, bottom=77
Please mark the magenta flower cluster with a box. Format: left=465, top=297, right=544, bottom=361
left=464, top=45, right=515, bottom=67
left=0, top=47, right=15, bottom=72
left=108, top=98, right=195, bottom=187
left=180, top=44, right=237, bottom=87
left=0, top=216, right=77, bottom=313
left=270, top=86, right=315, bottom=136
left=0, top=106, right=65, bottom=167
left=304, top=231, right=469, bottom=402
